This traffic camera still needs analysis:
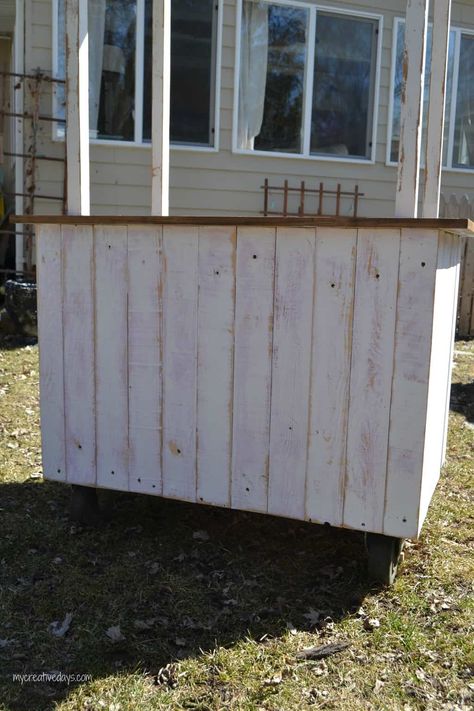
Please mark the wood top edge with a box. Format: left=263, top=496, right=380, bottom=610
left=9, top=215, right=474, bottom=233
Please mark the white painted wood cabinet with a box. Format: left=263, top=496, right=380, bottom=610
left=27, top=216, right=472, bottom=540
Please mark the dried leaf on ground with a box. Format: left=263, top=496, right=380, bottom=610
left=106, top=625, right=125, bottom=643
left=48, top=612, right=73, bottom=638
left=263, top=675, right=282, bottom=686
left=154, top=663, right=180, bottom=689
left=363, top=617, right=381, bottom=631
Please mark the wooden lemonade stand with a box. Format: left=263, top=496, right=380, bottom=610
left=14, top=0, right=473, bottom=584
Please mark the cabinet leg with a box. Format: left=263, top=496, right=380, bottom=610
left=365, top=533, right=404, bottom=586
left=70, top=485, right=101, bottom=526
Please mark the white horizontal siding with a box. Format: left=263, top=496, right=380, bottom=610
left=0, top=0, right=15, bottom=32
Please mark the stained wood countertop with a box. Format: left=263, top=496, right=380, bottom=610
left=10, top=215, right=474, bottom=235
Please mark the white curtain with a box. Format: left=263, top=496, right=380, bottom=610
left=238, top=1, right=269, bottom=149
left=457, top=93, right=474, bottom=167
left=88, top=0, right=106, bottom=135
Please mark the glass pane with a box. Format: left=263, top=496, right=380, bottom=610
left=143, top=0, right=215, bottom=145
left=56, top=0, right=136, bottom=142
left=238, top=2, right=308, bottom=154
left=96, top=1, right=136, bottom=141
left=443, top=37, right=455, bottom=166
left=453, top=34, right=474, bottom=169
left=423, top=29, right=455, bottom=167
left=390, top=21, right=455, bottom=165
left=311, top=12, right=376, bottom=159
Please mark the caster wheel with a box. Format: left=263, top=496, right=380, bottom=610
left=365, top=533, right=404, bottom=586
left=70, top=485, right=101, bottom=526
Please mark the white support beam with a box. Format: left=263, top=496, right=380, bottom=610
left=395, top=0, right=430, bottom=218
left=151, top=0, right=171, bottom=216
left=65, top=0, right=90, bottom=216
left=422, top=0, right=452, bottom=218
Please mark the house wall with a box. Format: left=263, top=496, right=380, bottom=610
left=0, top=0, right=15, bottom=32
left=0, top=38, right=14, bottom=194
left=23, top=0, right=474, bottom=217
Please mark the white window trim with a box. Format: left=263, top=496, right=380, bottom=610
left=386, top=17, right=474, bottom=173
left=52, top=0, right=223, bottom=153
left=232, top=0, right=383, bottom=165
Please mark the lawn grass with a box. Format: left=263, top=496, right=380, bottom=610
left=0, top=336, right=472, bottom=711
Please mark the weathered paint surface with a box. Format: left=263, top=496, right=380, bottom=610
left=418, top=231, right=461, bottom=531
left=65, top=0, right=90, bottom=215
left=151, top=0, right=170, bottom=216
left=421, top=0, right=452, bottom=218
left=37, top=222, right=464, bottom=539
left=395, top=0, right=429, bottom=218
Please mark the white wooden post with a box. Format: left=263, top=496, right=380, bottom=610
left=422, top=0, right=452, bottom=218
left=395, top=0, right=429, bottom=218
left=65, top=0, right=90, bottom=215
left=151, top=0, right=171, bottom=216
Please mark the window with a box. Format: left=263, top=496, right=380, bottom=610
left=389, top=19, right=474, bottom=171
left=453, top=34, right=474, bottom=169
left=54, top=0, right=220, bottom=147
left=250, top=5, right=308, bottom=154
left=236, top=1, right=381, bottom=161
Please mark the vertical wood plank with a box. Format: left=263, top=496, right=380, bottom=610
left=231, top=227, right=275, bottom=512
left=95, top=226, right=129, bottom=491
left=128, top=225, right=162, bottom=494
left=419, top=231, right=460, bottom=530
left=422, top=0, right=452, bottom=218
left=383, top=229, right=439, bottom=538
left=196, top=226, right=236, bottom=507
left=395, top=0, right=429, bottom=217
left=62, top=225, right=95, bottom=485
left=267, top=227, right=315, bottom=520
left=162, top=225, right=199, bottom=501
left=305, top=228, right=357, bottom=526
left=343, top=229, right=401, bottom=534
left=37, top=225, right=66, bottom=482
left=65, top=0, right=90, bottom=215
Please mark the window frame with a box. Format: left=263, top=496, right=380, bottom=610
left=232, top=0, right=383, bottom=164
left=51, top=0, right=223, bottom=152
left=386, top=16, right=474, bottom=174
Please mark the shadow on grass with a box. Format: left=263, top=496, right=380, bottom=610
left=0, top=480, right=372, bottom=710
left=450, top=381, right=474, bottom=423
left=0, top=335, right=37, bottom=351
